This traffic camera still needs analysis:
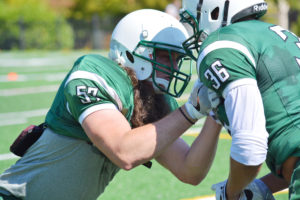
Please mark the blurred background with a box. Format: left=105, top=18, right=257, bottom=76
left=0, top=0, right=299, bottom=51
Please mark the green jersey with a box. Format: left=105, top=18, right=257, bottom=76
left=198, top=20, right=300, bottom=175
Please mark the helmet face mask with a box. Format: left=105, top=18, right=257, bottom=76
left=109, top=9, right=192, bottom=97
left=179, top=9, right=202, bottom=61
left=180, top=0, right=268, bottom=57
left=133, top=40, right=192, bottom=97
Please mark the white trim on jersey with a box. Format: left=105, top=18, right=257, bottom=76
left=197, top=40, right=256, bottom=75
left=66, top=102, right=71, bottom=115
left=223, top=78, right=268, bottom=166
left=64, top=71, right=123, bottom=111
left=296, top=58, right=300, bottom=67
left=79, top=103, right=118, bottom=124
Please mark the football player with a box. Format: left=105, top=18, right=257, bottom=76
left=0, top=9, right=222, bottom=200
left=180, top=0, right=300, bottom=199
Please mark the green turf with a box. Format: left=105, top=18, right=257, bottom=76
left=98, top=136, right=231, bottom=200
left=0, top=94, right=56, bottom=113
left=0, top=159, right=18, bottom=174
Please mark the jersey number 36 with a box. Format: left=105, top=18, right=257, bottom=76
left=204, top=60, right=230, bottom=89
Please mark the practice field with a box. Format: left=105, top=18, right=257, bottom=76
left=0, top=51, right=288, bottom=199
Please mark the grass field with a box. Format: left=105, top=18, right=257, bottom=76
left=0, top=51, right=288, bottom=199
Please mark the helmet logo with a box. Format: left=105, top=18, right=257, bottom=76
left=142, top=30, right=148, bottom=39
left=253, top=3, right=268, bottom=12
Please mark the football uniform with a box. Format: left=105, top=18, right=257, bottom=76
left=0, top=54, right=178, bottom=200
left=198, top=20, right=300, bottom=175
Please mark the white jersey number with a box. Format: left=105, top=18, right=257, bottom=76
left=204, top=60, right=230, bottom=89
left=76, top=86, right=100, bottom=104
left=270, top=25, right=300, bottom=68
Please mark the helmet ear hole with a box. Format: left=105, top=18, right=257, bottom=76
left=126, top=51, right=135, bottom=63
left=211, top=7, right=219, bottom=20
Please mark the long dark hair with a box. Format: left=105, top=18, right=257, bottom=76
left=122, top=67, right=172, bottom=128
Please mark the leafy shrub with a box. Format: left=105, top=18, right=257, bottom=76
left=0, top=0, right=74, bottom=50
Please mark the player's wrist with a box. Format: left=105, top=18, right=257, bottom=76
left=179, top=105, right=198, bottom=124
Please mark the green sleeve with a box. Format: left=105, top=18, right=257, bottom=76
left=64, top=78, right=117, bottom=122
left=199, top=47, right=256, bottom=96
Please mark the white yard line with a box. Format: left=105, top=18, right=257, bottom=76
left=0, top=85, right=59, bottom=96
left=0, top=73, right=66, bottom=82
left=0, top=57, right=73, bottom=67
left=0, top=109, right=48, bottom=126
left=1, top=66, right=70, bottom=72
left=0, top=153, right=19, bottom=161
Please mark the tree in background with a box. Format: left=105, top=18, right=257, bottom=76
left=33, top=0, right=300, bottom=49
left=0, top=0, right=74, bottom=50
left=265, top=0, right=300, bottom=35
left=287, top=0, right=300, bottom=36
left=57, top=0, right=175, bottom=49
left=1, top=0, right=299, bottom=50
left=63, top=0, right=173, bottom=19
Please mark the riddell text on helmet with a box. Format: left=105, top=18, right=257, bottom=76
left=253, top=3, right=268, bottom=12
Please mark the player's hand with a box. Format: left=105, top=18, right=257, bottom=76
left=208, top=88, right=220, bottom=109
left=184, top=80, right=219, bottom=120
left=211, top=179, right=275, bottom=200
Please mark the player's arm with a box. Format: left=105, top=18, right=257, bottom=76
left=82, top=106, right=194, bottom=170
left=226, top=158, right=262, bottom=199
left=260, top=173, right=289, bottom=193
left=220, top=171, right=288, bottom=200
left=65, top=77, right=197, bottom=170
left=199, top=42, right=269, bottom=199
left=155, top=116, right=222, bottom=185
left=82, top=80, right=211, bottom=171
left=224, top=80, right=268, bottom=199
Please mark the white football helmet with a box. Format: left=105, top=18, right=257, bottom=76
left=109, top=9, right=192, bottom=97
left=180, top=0, right=267, bottom=58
